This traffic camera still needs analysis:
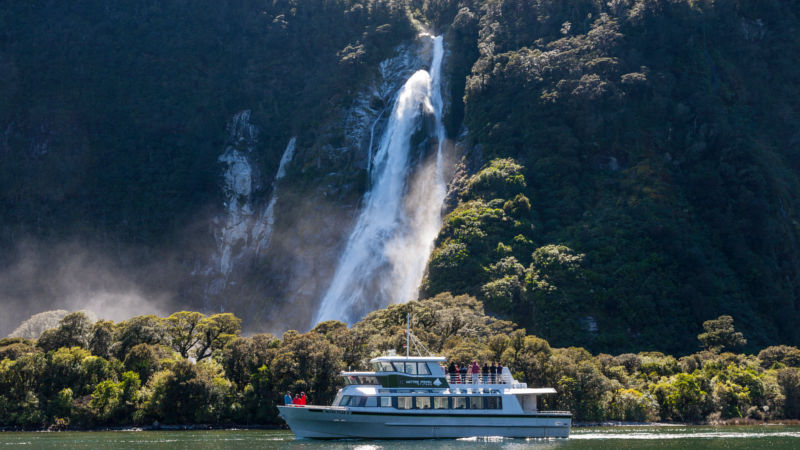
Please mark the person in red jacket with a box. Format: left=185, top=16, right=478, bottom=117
left=471, top=360, right=480, bottom=384
left=300, top=392, right=307, bottom=405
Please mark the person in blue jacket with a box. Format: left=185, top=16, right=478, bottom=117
left=284, top=392, right=293, bottom=405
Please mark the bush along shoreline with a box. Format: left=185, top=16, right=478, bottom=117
left=2, top=294, right=800, bottom=430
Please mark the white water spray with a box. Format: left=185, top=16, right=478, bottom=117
left=254, top=137, right=296, bottom=254
left=315, top=35, right=449, bottom=324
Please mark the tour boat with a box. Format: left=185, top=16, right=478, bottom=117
left=277, top=320, right=572, bottom=439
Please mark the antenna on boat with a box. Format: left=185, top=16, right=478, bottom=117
left=406, top=313, right=410, bottom=358
left=404, top=313, right=433, bottom=357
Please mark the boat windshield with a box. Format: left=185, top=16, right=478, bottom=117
left=372, top=362, right=395, bottom=372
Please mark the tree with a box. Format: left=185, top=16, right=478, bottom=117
left=123, top=343, right=171, bottom=384
left=113, top=315, right=165, bottom=360
left=698, top=315, right=747, bottom=352
left=221, top=337, right=257, bottom=389
left=164, top=312, right=205, bottom=358
left=57, top=312, right=93, bottom=349
left=195, top=313, right=242, bottom=361
left=89, top=320, right=115, bottom=360
left=777, top=368, right=800, bottom=419
left=35, top=312, right=93, bottom=352
left=8, top=310, right=69, bottom=340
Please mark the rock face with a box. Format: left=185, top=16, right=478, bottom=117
left=214, top=110, right=264, bottom=280
left=192, top=109, right=300, bottom=316
left=259, top=40, right=434, bottom=332
left=191, top=40, right=433, bottom=331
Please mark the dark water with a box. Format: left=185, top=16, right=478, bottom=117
left=1, top=425, right=799, bottom=448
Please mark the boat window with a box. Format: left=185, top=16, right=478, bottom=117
left=415, top=396, right=431, bottom=409
left=364, top=396, right=378, bottom=407
left=486, top=397, right=502, bottom=409
left=360, top=376, right=378, bottom=385
left=405, top=362, right=418, bottom=375
left=433, top=397, right=448, bottom=409
left=339, top=396, right=352, bottom=406
left=380, top=397, right=392, bottom=408
left=417, top=363, right=431, bottom=375
left=397, top=397, right=413, bottom=410
left=452, top=397, right=467, bottom=409
left=392, top=362, right=405, bottom=372
left=381, top=362, right=395, bottom=372
left=355, top=396, right=368, bottom=407
left=469, top=397, right=483, bottom=409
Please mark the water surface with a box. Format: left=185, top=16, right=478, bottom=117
left=1, top=425, right=799, bottom=449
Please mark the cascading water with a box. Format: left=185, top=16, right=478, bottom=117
left=253, top=137, right=296, bottom=254
left=315, top=35, right=449, bottom=324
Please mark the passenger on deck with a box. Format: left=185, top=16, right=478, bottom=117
left=481, top=362, right=489, bottom=383
left=284, top=392, right=293, bottom=405
left=459, top=363, right=467, bottom=383
left=300, top=392, right=307, bottom=405
left=471, top=360, right=480, bottom=384
left=448, top=361, right=457, bottom=382
left=496, top=362, right=504, bottom=383
left=489, top=362, right=497, bottom=383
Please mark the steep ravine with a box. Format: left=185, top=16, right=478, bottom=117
left=192, top=35, right=449, bottom=332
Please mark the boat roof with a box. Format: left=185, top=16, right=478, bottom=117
left=370, top=355, right=447, bottom=363
left=506, top=388, right=557, bottom=395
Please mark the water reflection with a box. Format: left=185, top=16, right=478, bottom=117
left=1, top=426, right=799, bottom=449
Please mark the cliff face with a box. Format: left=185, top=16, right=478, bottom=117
left=191, top=41, right=432, bottom=331
left=0, top=0, right=415, bottom=335
left=2, top=1, right=800, bottom=354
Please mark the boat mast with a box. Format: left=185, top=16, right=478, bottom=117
left=406, top=313, right=410, bottom=358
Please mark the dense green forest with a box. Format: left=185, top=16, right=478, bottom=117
left=2, top=298, right=800, bottom=429
left=424, top=0, right=800, bottom=354
left=0, top=0, right=412, bottom=246
left=2, top=0, right=800, bottom=355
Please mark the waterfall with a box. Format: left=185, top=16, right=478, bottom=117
left=253, top=137, right=296, bottom=254
left=315, top=35, right=448, bottom=324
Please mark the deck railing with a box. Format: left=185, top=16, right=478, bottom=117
left=444, top=369, right=511, bottom=385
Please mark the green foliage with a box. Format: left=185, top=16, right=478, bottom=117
left=35, top=312, right=93, bottom=353
left=1, top=303, right=800, bottom=427
left=123, top=344, right=173, bottom=384
left=164, top=312, right=205, bottom=359
left=195, top=313, right=242, bottom=361
left=417, top=0, right=800, bottom=356
left=758, top=346, right=800, bottom=370
left=698, top=315, right=747, bottom=352
left=113, top=315, right=165, bottom=360
left=0, top=0, right=414, bottom=250
left=88, top=320, right=115, bottom=360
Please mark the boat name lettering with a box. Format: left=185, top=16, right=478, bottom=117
left=401, top=378, right=441, bottom=387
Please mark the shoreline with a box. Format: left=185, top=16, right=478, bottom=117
left=4, top=420, right=800, bottom=433
left=574, top=419, right=800, bottom=427
left=0, top=424, right=286, bottom=433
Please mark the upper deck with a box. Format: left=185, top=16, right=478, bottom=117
left=341, top=355, right=527, bottom=390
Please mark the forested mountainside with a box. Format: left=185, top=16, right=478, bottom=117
left=2, top=1, right=800, bottom=355
left=0, top=0, right=416, bottom=335
left=424, top=0, right=800, bottom=354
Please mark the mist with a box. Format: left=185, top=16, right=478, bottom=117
left=1, top=239, right=174, bottom=337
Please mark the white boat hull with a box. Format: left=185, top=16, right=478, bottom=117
left=278, top=406, right=571, bottom=439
